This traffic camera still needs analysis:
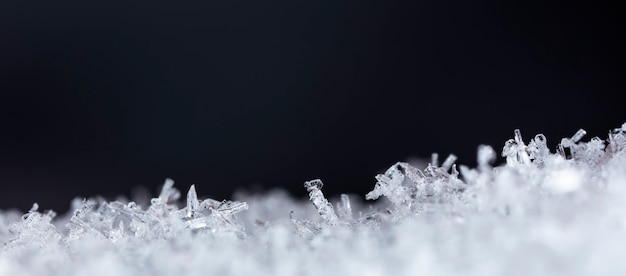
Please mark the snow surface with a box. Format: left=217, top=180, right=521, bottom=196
left=2, top=123, right=626, bottom=276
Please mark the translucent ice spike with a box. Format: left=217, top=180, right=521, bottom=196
left=29, top=203, right=39, bottom=213
left=450, top=164, right=459, bottom=178
left=215, top=200, right=249, bottom=216
left=503, top=129, right=531, bottom=165
left=153, top=178, right=180, bottom=205
left=336, top=194, right=353, bottom=221
left=200, top=198, right=223, bottom=210
left=607, top=124, right=626, bottom=154
left=186, top=185, right=200, bottom=218
left=185, top=199, right=248, bottom=230
left=184, top=217, right=212, bottom=230
left=441, top=154, right=457, bottom=172
left=557, top=129, right=590, bottom=160
left=571, top=129, right=587, bottom=143
left=477, top=145, right=496, bottom=172
left=514, top=129, right=524, bottom=146
left=304, top=179, right=339, bottom=225
left=561, top=129, right=587, bottom=149
left=431, top=153, right=439, bottom=167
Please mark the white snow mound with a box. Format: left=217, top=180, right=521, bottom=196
left=2, top=123, right=626, bottom=275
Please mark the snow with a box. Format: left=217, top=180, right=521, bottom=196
left=1, top=123, right=626, bottom=275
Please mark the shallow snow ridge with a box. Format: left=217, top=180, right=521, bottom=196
left=2, top=123, right=626, bottom=275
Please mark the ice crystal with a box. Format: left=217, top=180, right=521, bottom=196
left=336, top=194, right=353, bottom=221
left=304, top=179, right=339, bottom=225
left=2, top=122, right=626, bottom=276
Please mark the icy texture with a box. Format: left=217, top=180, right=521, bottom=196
left=304, top=179, right=339, bottom=225
left=2, top=123, right=626, bottom=275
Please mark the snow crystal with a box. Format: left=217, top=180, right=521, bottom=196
left=304, top=179, right=339, bottom=225
left=2, top=122, right=626, bottom=276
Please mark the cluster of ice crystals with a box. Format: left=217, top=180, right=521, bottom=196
left=366, top=153, right=464, bottom=216
left=2, top=122, right=626, bottom=275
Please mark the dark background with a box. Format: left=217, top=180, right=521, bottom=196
left=0, top=1, right=623, bottom=212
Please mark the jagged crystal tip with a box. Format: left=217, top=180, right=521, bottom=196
left=186, top=184, right=200, bottom=218
left=304, top=179, right=339, bottom=225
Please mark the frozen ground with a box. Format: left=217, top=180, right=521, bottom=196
left=2, top=123, right=626, bottom=275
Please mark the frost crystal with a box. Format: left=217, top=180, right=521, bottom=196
left=502, top=129, right=532, bottom=165
left=336, top=194, right=353, bottom=221
left=2, top=122, right=626, bottom=276
left=366, top=154, right=464, bottom=216
left=477, top=144, right=496, bottom=171
left=527, top=134, right=549, bottom=166
left=185, top=184, right=200, bottom=218
left=304, top=179, right=339, bottom=225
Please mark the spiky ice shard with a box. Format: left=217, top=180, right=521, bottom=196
left=1, top=122, right=626, bottom=276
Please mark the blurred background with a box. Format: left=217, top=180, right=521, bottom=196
left=0, top=1, right=624, bottom=212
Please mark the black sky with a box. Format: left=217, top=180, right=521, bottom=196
left=1, top=1, right=624, bottom=212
